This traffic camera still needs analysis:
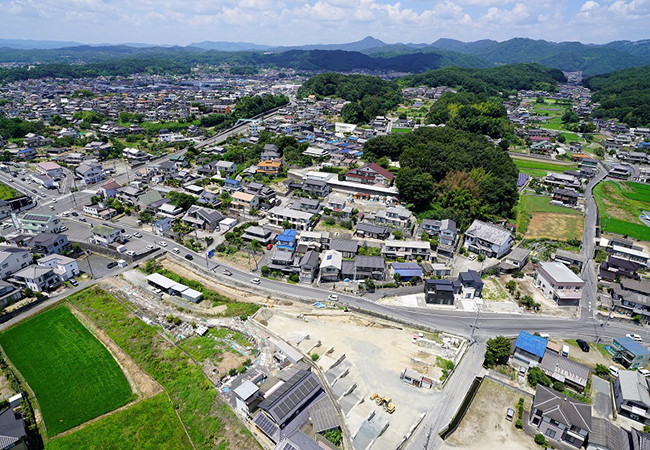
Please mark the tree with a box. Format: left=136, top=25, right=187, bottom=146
left=553, top=381, right=565, bottom=392
left=534, top=434, right=547, bottom=446
left=527, top=367, right=551, bottom=388
left=341, top=102, right=366, bottom=124
left=484, top=336, right=511, bottom=367
left=393, top=273, right=402, bottom=284
left=393, top=230, right=403, bottom=240
left=364, top=279, right=375, bottom=292
left=506, top=280, right=517, bottom=294
left=557, top=134, right=566, bottom=143
left=594, top=364, right=609, bottom=377
left=561, top=110, right=579, bottom=123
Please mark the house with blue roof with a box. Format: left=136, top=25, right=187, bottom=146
left=392, top=262, right=423, bottom=281
left=513, top=331, right=548, bottom=367
left=609, top=337, right=650, bottom=369
left=276, top=229, right=297, bottom=252
left=224, top=178, right=242, bottom=193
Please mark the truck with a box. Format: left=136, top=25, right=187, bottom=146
left=561, top=345, right=569, bottom=357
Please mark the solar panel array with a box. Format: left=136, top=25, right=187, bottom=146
left=254, top=412, right=280, bottom=440
left=277, top=442, right=300, bottom=450
left=23, top=214, right=51, bottom=222
left=269, top=373, right=321, bottom=424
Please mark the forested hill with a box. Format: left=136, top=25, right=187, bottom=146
left=584, top=65, right=650, bottom=128
left=363, top=126, right=518, bottom=229
left=297, top=73, right=402, bottom=124
left=400, top=64, right=566, bottom=96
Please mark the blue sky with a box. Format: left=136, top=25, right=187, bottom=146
left=0, top=0, right=647, bottom=46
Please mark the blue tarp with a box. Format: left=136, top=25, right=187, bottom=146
left=515, top=331, right=547, bottom=358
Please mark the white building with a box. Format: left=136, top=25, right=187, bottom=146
left=0, top=247, right=32, bottom=280
left=536, top=261, right=585, bottom=306
left=37, top=254, right=80, bottom=281
left=382, top=240, right=432, bottom=261
left=35, top=161, right=63, bottom=180
left=463, top=220, right=513, bottom=258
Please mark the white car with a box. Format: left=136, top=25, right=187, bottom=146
left=52, top=198, right=57, bottom=203
left=328, top=294, right=339, bottom=302
left=133, top=232, right=142, bottom=238
left=1, top=223, right=11, bottom=229
left=609, top=366, right=620, bottom=378
left=125, top=250, right=136, bottom=256
left=173, top=247, right=180, bottom=254
left=250, top=278, right=261, bottom=285
left=626, top=334, right=643, bottom=342
left=60, top=226, right=68, bottom=231
left=146, top=244, right=154, bottom=250
left=158, top=241, right=167, bottom=247
left=639, top=369, right=650, bottom=377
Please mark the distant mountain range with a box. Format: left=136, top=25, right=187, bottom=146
left=3, top=36, right=650, bottom=75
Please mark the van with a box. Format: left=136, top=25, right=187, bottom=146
left=609, top=366, right=620, bottom=378
left=173, top=248, right=180, bottom=254
left=116, top=245, right=127, bottom=253
left=561, top=345, right=570, bottom=358
left=539, top=333, right=550, bottom=339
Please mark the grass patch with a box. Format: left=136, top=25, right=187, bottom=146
left=0, top=306, right=132, bottom=436
left=66, top=287, right=260, bottom=450
left=513, top=158, right=576, bottom=178
left=517, top=194, right=581, bottom=234
left=45, top=393, right=191, bottom=450
left=436, top=356, right=455, bottom=381
left=0, top=181, right=19, bottom=200
left=391, top=128, right=412, bottom=133
left=526, top=212, right=584, bottom=241
left=594, top=180, right=650, bottom=241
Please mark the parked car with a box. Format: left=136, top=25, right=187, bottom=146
left=69, top=279, right=79, bottom=287
left=184, top=254, right=193, bottom=261
left=133, top=232, right=142, bottom=238
left=71, top=211, right=79, bottom=216
left=266, top=243, right=273, bottom=250
left=125, top=250, right=136, bottom=256
left=146, top=244, right=154, bottom=250
left=79, top=217, right=86, bottom=222
left=223, top=269, right=232, bottom=276
left=639, top=369, right=650, bottom=377
left=1, top=223, right=11, bottom=229
left=505, top=408, right=515, bottom=421
left=627, top=334, right=643, bottom=342
left=250, top=278, right=261, bottom=285
left=576, top=339, right=590, bottom=352
left=158, top=241, right=167, bottom=247
left=328, top=294, right=339, bottom=302
left=609, top=366, right=620, bottom=378
left=107, top=261, right=118, bottom=269
left=173, top=247, right=180, bottom=254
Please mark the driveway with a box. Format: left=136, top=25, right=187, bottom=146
left=591, top=375, right=612, bottom=419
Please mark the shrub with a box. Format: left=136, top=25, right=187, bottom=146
left=553, top=381, right=565, bottom=392
left=534, top=433, right=546, bottom=446
left=261, top=266, right=270, bottom=275
left=527, top=367, right=551, bottom=388
left=594, top=364, right=609, bottom=377
left=310, top=353, right=319, bottom=361
left=515, top=419, right=523, bottom=429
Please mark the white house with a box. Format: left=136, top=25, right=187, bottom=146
left=91, top=225, right=123, bottom=246
left=463, top=220, right=513, bottom=258
left=536, top=261, right=585, bottom=306
left=76, top=161, right=104, bottom=185
left=0, top=247, right=32, bottom=280
left=37, top=254, right=80, bottom=281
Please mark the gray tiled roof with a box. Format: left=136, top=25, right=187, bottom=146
left=533, top=384, right=591, bottom=432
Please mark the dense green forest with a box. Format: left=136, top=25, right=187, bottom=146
left=297, top=73, right=402, bottom=124
left=0, top=116, right=45, bottom=139
left=363, top=127, right=518, bottom=228
left=584, top=65, right=650, bottom=127
left=425, top=92, right=513, bottom=138
left=401, top=64, right=566, bottom=96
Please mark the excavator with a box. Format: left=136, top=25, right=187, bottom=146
left=369, top=393, right=395, bottom=414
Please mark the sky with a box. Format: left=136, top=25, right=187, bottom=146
left=0, top=0, right=648, bottom=46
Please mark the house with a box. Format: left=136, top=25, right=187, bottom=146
left=11, top=265, right=61, bottom=292
left=382, top=240, right=431, bottom=261
left=231, top=192, right=260, bottom=213
left=463, top=220, right=513, bottom=258
left=20, top=213, right=61, bottom=234
left=539, top=351, right=591, bottom=393
left=276, top=229, right=298, bottom=251
left=424, top=279, right=459, bottom=305
left=345, top=163, right=394, bottom=186
left=319, top=249, right=342, bottom=281
left=0, top=281, right=22, bottom=307
left=157, top=202, right=184, bottom=219
left=553, top=188, right=580, bottom=207
left=353, top=255, right=385, bottom=281
left=256, top=160, right=282, bottom=176
left=542, top=172, right=581, bottom=190
left=513, top=331, right=548, bottom=367
left=375, top=206, right=413, bottom=229
left=82, top=202, right=117, bottom=220
left=267, top=249, right=296, bottom=274
left=245, top=182, right=276, bottom=202
left=301, top=178, right=330, bottom=197
left=224, top=178, right=242, bottom=193
left=37, top=254, right=79, bottom=281
left=91, top=225, right=123, bottom=246
left=612, top=279, right=650, bottom=323
left=197, top=191, right=222, bottom=208
left=400, top=368, right=434, bottom=389
left=0, top=393, right=29, bottom=450
left=421, top=219, right=457, bottom=246
left=241, top=226, right=275, bottom=245
left=457, top=270, right=484, bottom=298
left=99, top=179, right=121, bottom=198
left=599, top=256, right=641, bottom=282
left=145, top=273, right=202, bottom=303
left=614, top=370, right=650, bottom=424
left=153, top=217, right=173, bottom=236
left=30, top=174, right=54, bottom=189
left=0, top=247, right=32, bottom=280
left=27, top=233, right=69, bottom=255
left=233, top=380, right=261, bottom=416
left=76, top=161, right=104, bottom=185
left=608, top=337, right=650, bottom=369
left=215, top=161, right=237, bottom=177
left=267, top=206, right=316, bottom=231
left=355, top=223, right=389, bottom=240
left=329, top=239, right=358, bottom=259
left=536, top=261, right=585, bottom=306
left=290, top=198, right=320, bottom=213
left=529, top=384, right=591, bottom=447
left=181, top=205, right=224, bottom=232
left=554, top=250, right=586, bottom=271
left=35, top=161, right=63, bottom=180
left=500, top=247, right=531, bottom=272
left=156, top=160, right=178, bottom=178
left=392, top=262, right=422, bottom=281
left=610, top=164, right=633, bottom=179
left=586, top=417, right=631, bottom=450
left=299, top=250, right=320, bottom=283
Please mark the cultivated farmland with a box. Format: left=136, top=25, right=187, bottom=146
left=516, top=194, right=583, bottom=240
left=0, top=306, right=133, bottom=436
left=594, top=181, right=650, bottom=242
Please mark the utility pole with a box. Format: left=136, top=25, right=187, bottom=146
left=470, top=304, right=482, bottom=344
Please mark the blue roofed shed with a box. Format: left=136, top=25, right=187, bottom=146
left=392, top=262, right=423, bottom=280
left=513, top=331, right=548, bottom=367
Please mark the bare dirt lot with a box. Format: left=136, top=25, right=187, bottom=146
left=443, top=378, right=537, bottom=450
left=516, top=275, right=578, bottom=318
left=526, top=212, right=584, bottom=241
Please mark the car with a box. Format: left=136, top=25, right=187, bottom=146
left=133, top=232, right=142, bottom=238
left=185, top=254, right=194, bottom=261
left=505, top=408, right=515, bottom=422
left=250, top=278, right=261, bottom=285
left=576, top=339, right=590, bottom=352
left=71, top=211, right=79, bottom=216
left=1, top=223, right=10, bottom=229
left=328, top=294, right=339, bottom=302
left=223, top=269, right=232, bottom=276
left=49, top=205, right=55, bottom=210
left=79, top=217, right=86, bottom=222
left=62, top=211, right=69, bottom=217
left=639, top=369, right=650, bottom=377
left=123, top=234, right=131, bottom=239
left=52, top=198, right=57, bottom=203
left=519, top=366, right=527, bottom=376
left=20, top=178, right=25, bottom=181
left=146, top=244, right=154, bottom=250
left=158, top=241, right=167, bottom=247
left=609, top=366, right=620, bottom=378
left=627, top=333, right=643, bottom=342
left=173, top=247, right=180, bottom=254
left=125, top=250, right=136, bottom=256
left=69, top=279, right=79, bottom=286
left=266, top=243, right=273, bottom=250
left=40, top=193, right=46, bottom=198
left=60, top=226, right=68, bottom=231
left=31, top=189, right=37, bottom=193
left=107, top=261, right=118, bottom=269
left=468, top=255, right=476, bottom=261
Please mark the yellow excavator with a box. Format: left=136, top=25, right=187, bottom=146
left=369, top=393, right=395, bottom=414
